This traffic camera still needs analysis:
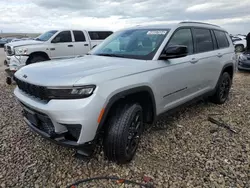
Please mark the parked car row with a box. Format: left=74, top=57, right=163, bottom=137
left=4, top=29, right=113, bottom=71
left=230, top=34, right=247, bottom=52
left=0, top=37, right=34, bottom=47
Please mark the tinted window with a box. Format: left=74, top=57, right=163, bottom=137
left=88, top=31, right=113, bottom=40
left=53, top=31, right=72, bottom=43
left=167, top=28, right=194, bottom=54
left=73, top=31, right=86, bottom=42
left=193, top=28, right=213, bottom=53
left=214, top=30, right=229, bottom=48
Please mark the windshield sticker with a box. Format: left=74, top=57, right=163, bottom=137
left=147, top=31, right=167, bottom=35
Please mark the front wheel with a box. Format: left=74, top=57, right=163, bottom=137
left=28, top=55, right=47, bottom=65
left=103, top=103, right=144, bottom=164
left=210, top=72, right=232, bottom=104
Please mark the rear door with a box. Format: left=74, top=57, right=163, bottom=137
left=88, top=31, right=113, bottom=48
left=191, top=28, right=220, bottom=90
left=50, top=30, right=75, bottom=59
left=73, top=30, right=91, bottom=56
left=213, top=30, right=234, bottom=83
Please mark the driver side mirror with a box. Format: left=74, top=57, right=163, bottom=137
left=160, top=45, right=188, bottom=59
left=51, top=37, right=60, bottom=43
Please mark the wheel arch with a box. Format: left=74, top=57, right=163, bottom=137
left=98, top=86, right=157, bottom=132
left=27, top=51, right=50, bottom=64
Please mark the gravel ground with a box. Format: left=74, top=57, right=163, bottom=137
left=0, top=49, right=250, bottom=187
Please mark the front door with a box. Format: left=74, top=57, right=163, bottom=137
left=157, top=28, right=206, bottom=111
left=49, top=30, right=75, bottom=59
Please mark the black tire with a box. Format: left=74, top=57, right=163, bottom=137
left=28, top=55, right=47, bottom=64
left=210, top=72, right=232, bottom=104
left=103, top=103, right=144, bottom=164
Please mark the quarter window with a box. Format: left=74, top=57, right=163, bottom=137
left=73, top=30, right=86, bottom=42
left=193, top=28, right=213, bottom=53
left=214, top=30, right=229, bottom=48
left=167, top=28, right=194, bottom=54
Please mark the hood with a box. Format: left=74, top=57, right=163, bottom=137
left=7, top=40, right=44, bottom=47
left=15, top=55, right=155, bottom=87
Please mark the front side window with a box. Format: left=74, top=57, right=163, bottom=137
left=36, top=30, right=58, bottom=41
left=52, top=31, right=72, bottom=43
left=214, top=30, right=229, bottom=48
left=167, top=28, right=194, bottom=54
left=73, top=31, right=86, bottom=42
left=91, top=29, right=170, bottom=60
left=193, top=28, right=213, bottom=53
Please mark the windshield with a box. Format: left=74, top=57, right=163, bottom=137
left=91, top=29, right=170, bottom=60
left=36, top=30, right=58, bottom=41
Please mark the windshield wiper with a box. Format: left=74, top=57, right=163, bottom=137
left=96, top=53, right=125, bottom=58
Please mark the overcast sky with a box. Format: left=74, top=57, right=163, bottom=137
left=0, top=0, right=249, bottom=34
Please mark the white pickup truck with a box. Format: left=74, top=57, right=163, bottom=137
left=4, top=29, right=113, bottom=70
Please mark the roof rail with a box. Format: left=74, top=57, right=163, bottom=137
left=179, top=21, right=220, bottom=28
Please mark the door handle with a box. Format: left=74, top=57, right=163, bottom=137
left=84, top=44, right=89, bottom=46
left=190, top=58, right=199, bottom=64
left=217, top=53, right=223, bottom=57
left=68, top=45, right=74, bottom=47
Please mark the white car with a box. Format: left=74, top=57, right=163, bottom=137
left=232, top=36, right=246, bottom=52
left=13, top=22, right=235, bottom=163
left=4, top=30, right=113, bottom=67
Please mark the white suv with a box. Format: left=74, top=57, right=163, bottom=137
left=14, top=22, right=235, bottom=164
left=4, top=30, right=113, bottom=70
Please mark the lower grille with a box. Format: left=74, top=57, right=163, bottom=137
left=241, top=63, right=250, bottom=68
left=22, top=103, right=56, bottom=137
left=14, top=77, right=49, bottom=101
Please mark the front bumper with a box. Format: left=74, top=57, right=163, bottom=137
left=9, top=55, right=28, bottom=71
left=238, top=60, right=250, bottom=71
left=14, top=87, right=105, bottom=146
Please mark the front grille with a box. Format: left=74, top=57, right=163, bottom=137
left=14, top=77, right=49, bottom=101
left=6, top=45, right=14, bottom=56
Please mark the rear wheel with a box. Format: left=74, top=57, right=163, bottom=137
left=235, top=45, right=244, bottom=52
left=103, top=103, right=144, bottom=164
left=210, top=72, right=232, bottom=104
left=28, top=55, right=47, bottom=65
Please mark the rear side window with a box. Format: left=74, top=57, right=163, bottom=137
left=193, top=28, right=213, bottom=53
left=167, top=28, right=194, bottom=54
left=88, top=31, right=113, bottom=40
left=214, top=30, right=229, bottom=48
left=73, top=30, right=86, bottom=42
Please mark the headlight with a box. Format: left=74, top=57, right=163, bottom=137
left=239, top=54, right=247, bottom=61
left=14, top=48, right=28, bottom=55
left=47, top=85, right=96, bottom=99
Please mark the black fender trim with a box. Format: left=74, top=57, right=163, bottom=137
left=221, top=62, right=235, bottom=78
left=213, top=63, right=234, bottom=92
left=97, top=86, right=157, bottom=131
